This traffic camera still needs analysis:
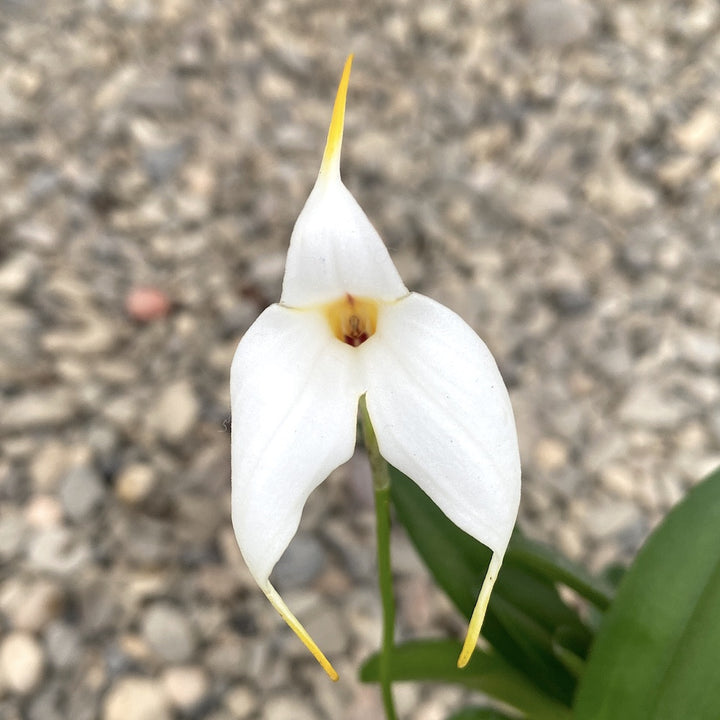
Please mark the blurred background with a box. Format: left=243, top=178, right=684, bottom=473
left=1, top=0, right=719, bottom=718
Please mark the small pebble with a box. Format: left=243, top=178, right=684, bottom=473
left=24, top=495, right=63, bottom=528
left=125, top=287, right=171, bottom=323
left=115, top=464, right=156, bottom=505
left=0, top=632, right=44, bottom=694
left=45, top=621, right=82, bottom=669
left=59, top=464, right=106, bottom=521
left=0, top=578, right=63, bottom=632
left=266, top=695, right=318, bottom=720
left=522, top=0, right=595, bottom=47
left=161, top=666, right=208, bottom=710
left=534, top=437, right=570, bottom=472
left=103, top=677, right=171, bottom=720
left=224, top=684, right=258, bottom=716
left=146, top=380, right=200, bottom=443
left=141, top=602, right=197, bottom=663
left=271, top=534, right=327, bottom=590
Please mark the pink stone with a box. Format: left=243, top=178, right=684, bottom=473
left=125, top=287, right=171, bottom=322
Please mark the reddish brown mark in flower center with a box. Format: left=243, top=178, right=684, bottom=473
left=324, top=293, right=378, bottom=347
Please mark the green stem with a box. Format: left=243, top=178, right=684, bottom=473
left=360, top=397, right=398, bottom=720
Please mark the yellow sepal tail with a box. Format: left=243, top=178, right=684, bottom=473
left=263, top=582, right=339, bottom=681
left=320, top=54, right=354, bottom=180
left=457, top=552, right=503, bottom=668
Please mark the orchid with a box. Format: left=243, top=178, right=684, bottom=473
left=230, top=55, right=521, bottom=682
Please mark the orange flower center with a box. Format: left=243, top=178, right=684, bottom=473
left=324, top=294, right=378, bottom=347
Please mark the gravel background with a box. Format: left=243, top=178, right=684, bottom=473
left=2, top=0, right=720, bottom=718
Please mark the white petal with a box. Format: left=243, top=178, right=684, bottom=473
left=280, top=178, right=407, bottom=307
left=365, top=293, right=521, bottom=556
left=230, top=303, right=363, bottom=585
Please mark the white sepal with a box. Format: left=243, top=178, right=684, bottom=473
left=364, top=292, right=521, bottom=557
left=230, top=303, right=363, bottom=585
left=280, top=178, right=407, bottom=307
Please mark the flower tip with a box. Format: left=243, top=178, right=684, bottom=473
left=319, top=54, right=354, bottom=180
left=456, top=553, right=503, bottom=669
left=263, top=583, right=339, bottom=681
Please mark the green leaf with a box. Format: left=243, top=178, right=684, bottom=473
left=551, top=626, right=586, bottom=679
left=506, top=533, right=613, bottom=610
left=574, top=467, right=720, bottom=719
left=389, top=466, right=588, bottom=704
left=447, top=708, right=517, bottom=720
left=360, top=640, right=571, bottom=720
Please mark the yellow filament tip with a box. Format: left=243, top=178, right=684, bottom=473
left=457, top=553, right=503, bottom=668
left=263, top=583, right=339, bottom=681
left=320, top=53, right=354, bottom=179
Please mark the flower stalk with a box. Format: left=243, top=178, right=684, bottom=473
left=360, top=396, right=398, bottom=720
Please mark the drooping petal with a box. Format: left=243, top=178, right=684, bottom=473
left=280, top=56, right=407, bottom=308
left=364, top=292, right=521, bottom=663
left=230, top=303, right=364, bottom=678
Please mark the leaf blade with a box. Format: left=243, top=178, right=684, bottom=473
left=388, top=465, right=585, bottom=704
left=360, top=639, right=572, bottom=720
left=573, top=467, right=720, bottom=719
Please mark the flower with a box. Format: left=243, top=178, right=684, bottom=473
left=230, top=55, right=521, bottom=681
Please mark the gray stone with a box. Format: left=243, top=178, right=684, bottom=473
left=522, top=0, right=595, bottom=48
left=271, top=533, right=327, bottom=590
left=0, top=303, right=39, bottom=379
left=141, top=142, right=187, bottom=183
left=618, top=242, right=654, bottom=277
left=161, top=666, right=209, bottom=710
left=0, top=252, right=39, bottom=297
left=618, top=385, right=689, bottom=429
left=266, top=695, right=318, bottom=720
left=322, top=521, right=374, bottom=581
left=27, top=169, right=60, bottom=202
left=680, top=329, right=720, bottom=370
left=0, top=513, right=25, bottom=561
left=42, top=314, right=117, bottom=355
left=26, top=527, right=91, bottom=575
left=123, top=517, right=174, bottom=568
left=584, top=161, right=657, bottom=217
left=512, top=182, right=571, bottom=226
left=126, top=77, right=185, bottom=115
left=141, top=602, right=197, bottom=663
left=298, top=604, right=348, bottom=656
left=45, top=621, right=82, bottom=669
left=0, top=578, right=63, bottom=632
left=146, top=380, right=200, bottom=443
left=0, top=632, right=44, bottom=694
left=204, top=635, right=254, bottom=678
left=584, top=499, right=640, bottom=541
left=103, top=677, right=171, bottom=720
left=347, top=449, right=375, bottom=510
left=224, top=684, right=258, bottom=717
left=29, top=442, right=80, bottom=492
left=66, top=684, right=101, bottom=720
left=0, top=389, right=77, bottom=432
left=59, top=464, right=106, bottom=521
left=27, top=682, right=64, bottom=720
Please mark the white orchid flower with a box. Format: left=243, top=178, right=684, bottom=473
left=230, top=55, right=521, bottom=681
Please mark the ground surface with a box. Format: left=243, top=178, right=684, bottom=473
left=1, top=0, right=720, bottom=718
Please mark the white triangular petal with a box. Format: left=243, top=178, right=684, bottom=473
left=365, top=292, right=521, bottom=556
left=230, top=303, right=364, bottom=586
left=280, top=176, right=407, bottom=307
